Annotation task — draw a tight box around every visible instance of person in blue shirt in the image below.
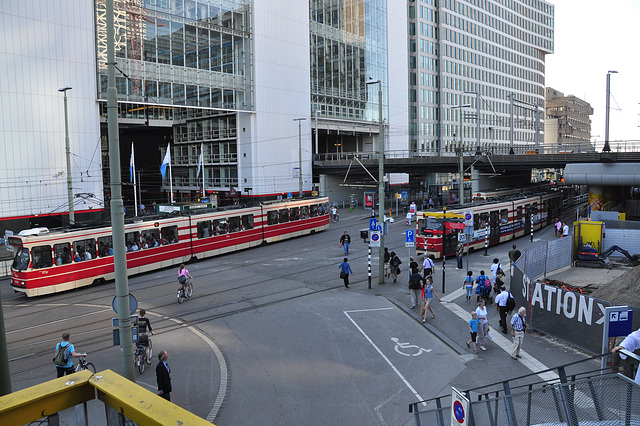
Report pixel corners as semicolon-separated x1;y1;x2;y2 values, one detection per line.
466;311;479;354
338;257;353;288
54;332;86;377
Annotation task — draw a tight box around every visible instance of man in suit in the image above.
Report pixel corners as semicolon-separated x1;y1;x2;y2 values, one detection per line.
156;351;172;401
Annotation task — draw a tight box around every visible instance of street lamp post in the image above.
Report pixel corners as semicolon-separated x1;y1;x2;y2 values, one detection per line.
294;118;306;197
367;78;385;284
58;86;74;225
603;70;618;152
451;103;471;204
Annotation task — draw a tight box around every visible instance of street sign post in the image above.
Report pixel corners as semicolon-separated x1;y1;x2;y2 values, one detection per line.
451;387;469;426
370;230;381;247
405;230;415;247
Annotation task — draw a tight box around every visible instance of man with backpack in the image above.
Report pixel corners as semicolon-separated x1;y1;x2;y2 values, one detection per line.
495;285;515;334
389;252;402;283
54;332;87;377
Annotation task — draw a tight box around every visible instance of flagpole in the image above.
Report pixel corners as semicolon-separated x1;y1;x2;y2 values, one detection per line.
132;142;138;217
201;143;205;199
169;157;173;204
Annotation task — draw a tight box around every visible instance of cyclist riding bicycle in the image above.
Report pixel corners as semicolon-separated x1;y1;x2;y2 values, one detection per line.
178;264;193;296
135;308;154;365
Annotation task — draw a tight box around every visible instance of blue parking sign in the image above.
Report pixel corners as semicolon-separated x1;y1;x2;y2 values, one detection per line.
405;230;415;247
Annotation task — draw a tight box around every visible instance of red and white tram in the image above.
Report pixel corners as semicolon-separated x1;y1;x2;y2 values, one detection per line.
8;197;330;297
415;192;563;259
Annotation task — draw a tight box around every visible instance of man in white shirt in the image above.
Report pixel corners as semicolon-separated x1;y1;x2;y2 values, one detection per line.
562;222;570;237
490;258;502;282
494;285;511;334
422;255;435;277
612;328;640;384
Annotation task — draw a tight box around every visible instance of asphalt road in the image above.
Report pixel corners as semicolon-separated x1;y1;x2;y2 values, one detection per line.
2;206;599;425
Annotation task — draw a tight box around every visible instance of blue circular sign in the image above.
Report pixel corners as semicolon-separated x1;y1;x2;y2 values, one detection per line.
465;213;472;221
453;400;465;423
371;233;380;242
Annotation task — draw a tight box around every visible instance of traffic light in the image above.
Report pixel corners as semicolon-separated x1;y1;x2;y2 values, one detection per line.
360;229;369;243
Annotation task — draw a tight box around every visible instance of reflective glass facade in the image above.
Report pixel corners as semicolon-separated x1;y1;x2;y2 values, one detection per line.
310;0;388;122
409;0;554;154
95;0;252;110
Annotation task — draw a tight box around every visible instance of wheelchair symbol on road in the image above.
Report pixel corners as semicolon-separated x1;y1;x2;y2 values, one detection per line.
391;338;432;356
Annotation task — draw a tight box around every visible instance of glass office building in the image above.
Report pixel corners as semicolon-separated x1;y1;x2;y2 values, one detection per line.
409;0;554;155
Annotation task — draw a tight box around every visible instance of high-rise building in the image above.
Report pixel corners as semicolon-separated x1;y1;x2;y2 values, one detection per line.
0;0;407;232
409;0;555;156
544;87;594;151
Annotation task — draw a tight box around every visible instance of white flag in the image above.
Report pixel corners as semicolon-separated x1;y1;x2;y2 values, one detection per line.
196;143;203;178
161;144;171;179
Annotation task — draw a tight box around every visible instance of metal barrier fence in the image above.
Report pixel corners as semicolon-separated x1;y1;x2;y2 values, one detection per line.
410;351;640;426
514;235;573;282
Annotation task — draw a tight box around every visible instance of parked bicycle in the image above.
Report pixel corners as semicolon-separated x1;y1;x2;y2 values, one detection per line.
75;355;96;373
177;279;193;304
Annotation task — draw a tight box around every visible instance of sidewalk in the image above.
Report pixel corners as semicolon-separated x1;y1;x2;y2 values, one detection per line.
343;210;595;383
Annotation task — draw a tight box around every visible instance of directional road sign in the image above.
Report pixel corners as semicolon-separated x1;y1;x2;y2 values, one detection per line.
405;230;415;247
369;218;378;231
370;230;381;247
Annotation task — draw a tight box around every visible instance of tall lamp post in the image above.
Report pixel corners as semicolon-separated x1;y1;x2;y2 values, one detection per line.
294;118;306;197
58;86;74;225
451;103;471;204
367;78;385;284
603;70;618;152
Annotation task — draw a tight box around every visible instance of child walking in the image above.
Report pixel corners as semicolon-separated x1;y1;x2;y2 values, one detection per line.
463;270;474;304
466;311;479;355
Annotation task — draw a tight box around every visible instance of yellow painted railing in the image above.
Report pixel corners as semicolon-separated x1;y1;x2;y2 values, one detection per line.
0;369;213;426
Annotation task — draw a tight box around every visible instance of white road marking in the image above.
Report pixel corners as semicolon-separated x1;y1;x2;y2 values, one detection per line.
441;301;558;382
344;308;427;407
391;338;432;356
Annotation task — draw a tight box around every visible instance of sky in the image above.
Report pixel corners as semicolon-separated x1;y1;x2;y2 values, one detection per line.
545;0;640;149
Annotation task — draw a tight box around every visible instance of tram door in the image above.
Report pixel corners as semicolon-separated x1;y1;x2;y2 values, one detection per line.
489;210;500;244
524;204;531;234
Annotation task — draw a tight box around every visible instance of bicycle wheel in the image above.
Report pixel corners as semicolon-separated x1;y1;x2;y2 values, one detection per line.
137;356;145;374
186;282;193;298
177;288;184;304
84;362;96;374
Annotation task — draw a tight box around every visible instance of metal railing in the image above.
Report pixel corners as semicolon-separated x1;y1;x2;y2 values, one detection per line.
315;141;640;163
409;350;640;426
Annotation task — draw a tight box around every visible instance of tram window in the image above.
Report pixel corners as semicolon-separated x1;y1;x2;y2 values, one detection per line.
212;220;227;235
228;216;241;233
161;226;178;244
32;245;53;268
197;220;212;238
54;243;72;264
300;206;309;219
267;211;279;225
125;231;141;251
417;218;426;234
517;206;523;220
310;205;319;217
500;209;508;224
322;202;330;214
531;203;538;215
13;248;30;271
242;214;254;230
140;230;159;248
278;209;290;223
98;236;114;256
73;239;96;261
290;207;300;221
475;212;489;229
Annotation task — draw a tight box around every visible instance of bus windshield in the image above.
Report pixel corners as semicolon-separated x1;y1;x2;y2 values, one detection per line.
12;247;30;271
